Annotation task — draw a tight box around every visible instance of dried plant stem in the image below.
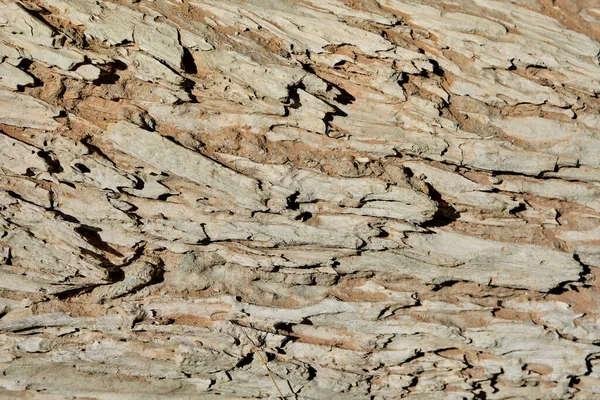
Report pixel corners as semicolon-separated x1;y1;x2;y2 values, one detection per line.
251;346;286;400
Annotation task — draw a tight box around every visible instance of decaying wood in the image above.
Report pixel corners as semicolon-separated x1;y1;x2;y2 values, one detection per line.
0;0;599;398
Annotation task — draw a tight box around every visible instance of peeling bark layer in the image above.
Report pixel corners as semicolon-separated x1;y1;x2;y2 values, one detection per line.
0;0;600;398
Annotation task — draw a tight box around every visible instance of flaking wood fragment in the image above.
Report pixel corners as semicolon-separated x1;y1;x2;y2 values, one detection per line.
0;0;600;398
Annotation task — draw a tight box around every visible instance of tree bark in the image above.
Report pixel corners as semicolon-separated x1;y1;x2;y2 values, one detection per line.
0;0;599;398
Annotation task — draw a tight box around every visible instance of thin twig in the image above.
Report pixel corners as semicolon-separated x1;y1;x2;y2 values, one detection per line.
237;324;286;400
251;346;286;400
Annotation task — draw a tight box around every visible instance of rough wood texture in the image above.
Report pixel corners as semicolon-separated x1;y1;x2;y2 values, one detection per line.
0;0;600;398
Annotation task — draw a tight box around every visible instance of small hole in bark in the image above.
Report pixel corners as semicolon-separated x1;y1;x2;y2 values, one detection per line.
73;163;90;173
182;47;198;74
287;192;300;210
295;211;312;221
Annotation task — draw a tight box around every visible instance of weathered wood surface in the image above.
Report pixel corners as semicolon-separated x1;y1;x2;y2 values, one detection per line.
0;0;599;398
